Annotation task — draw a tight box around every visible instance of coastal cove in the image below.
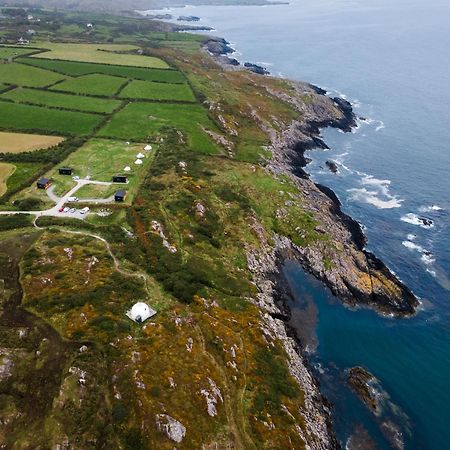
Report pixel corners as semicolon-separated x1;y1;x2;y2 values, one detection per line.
145;0;450;448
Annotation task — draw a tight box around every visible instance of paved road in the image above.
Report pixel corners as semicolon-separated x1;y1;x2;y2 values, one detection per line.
0;179;116;220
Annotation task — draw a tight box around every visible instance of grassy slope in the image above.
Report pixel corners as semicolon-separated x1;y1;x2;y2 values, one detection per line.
2;87;122;113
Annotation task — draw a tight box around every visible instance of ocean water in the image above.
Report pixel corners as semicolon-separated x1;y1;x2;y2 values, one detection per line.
144;1;450;447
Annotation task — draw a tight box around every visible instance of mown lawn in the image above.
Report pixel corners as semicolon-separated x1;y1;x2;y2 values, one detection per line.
51;74;127;97
0;46;36;60
18;58;186;83
32;42;169;68
0;63;66;87
119;80;195;102
98;102;219;154
2;87;122;114
0;102;103;135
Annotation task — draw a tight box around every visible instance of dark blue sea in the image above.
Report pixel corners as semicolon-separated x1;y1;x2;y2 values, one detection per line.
145;1;450;447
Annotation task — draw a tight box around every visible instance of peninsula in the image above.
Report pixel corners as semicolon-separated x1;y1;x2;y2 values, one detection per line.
0;6;417;448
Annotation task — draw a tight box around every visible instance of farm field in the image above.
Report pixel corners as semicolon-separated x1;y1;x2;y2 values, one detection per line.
0;132;64;153
44;139;154;199
50;73;127;97
32;42;170;68
0;62;66;87
19;58;186;83
0;46;36;60
0;102;103;135
2;87;122;114
0;162;15;196
119;79;196;102
98;102;219;154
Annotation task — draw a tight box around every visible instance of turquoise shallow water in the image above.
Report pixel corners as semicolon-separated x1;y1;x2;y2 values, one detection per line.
145;0;450;447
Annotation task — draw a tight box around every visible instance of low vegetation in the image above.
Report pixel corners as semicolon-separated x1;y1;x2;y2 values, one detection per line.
0;162;15;196
0;62;66;87
33;42;170;68
0;131;64;153
119;79;196;102
98;102;219;154
51;73;127;97
19;58;186;83
0;101;103;135
2;87;122;113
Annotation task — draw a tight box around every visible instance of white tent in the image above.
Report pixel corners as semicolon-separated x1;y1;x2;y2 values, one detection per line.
134;159;143;165
136;153;145;159
144;144;152;151
126;302;156;323
123;166;131;172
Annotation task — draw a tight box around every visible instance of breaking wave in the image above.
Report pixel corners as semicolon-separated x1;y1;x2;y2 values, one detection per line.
400;213;434;229
347;175;403;209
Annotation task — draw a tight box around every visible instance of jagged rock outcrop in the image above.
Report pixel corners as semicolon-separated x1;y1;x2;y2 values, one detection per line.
266;82;418;316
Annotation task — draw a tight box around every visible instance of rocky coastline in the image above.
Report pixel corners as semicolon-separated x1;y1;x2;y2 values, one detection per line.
202;34;418;447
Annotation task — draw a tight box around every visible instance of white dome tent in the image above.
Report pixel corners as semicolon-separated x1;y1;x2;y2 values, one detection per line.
123;166;131;172
136;152;145;159
144;144;152;151
126;302;157;323
134;159;143;165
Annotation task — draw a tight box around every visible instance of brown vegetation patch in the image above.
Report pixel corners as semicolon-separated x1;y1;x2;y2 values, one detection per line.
0;132;64;154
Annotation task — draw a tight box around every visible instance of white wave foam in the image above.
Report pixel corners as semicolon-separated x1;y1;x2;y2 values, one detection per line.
401;213;434;229
402;240;424;252
347;188;403;209
407;233;417;241
418;205;443;213
421;253;436;265
375;121;385;131
347;175;403;209
426;268;437;277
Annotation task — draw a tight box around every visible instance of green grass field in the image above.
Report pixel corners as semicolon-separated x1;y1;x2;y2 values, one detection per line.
32;42;169;68
0;102;103;135
3;161;46;196
0;46;36;60
0;63;66;87
51;74;126;97
44;139;154;200
98;102;218;154
119;80;196;102
18;58;186;83
2;87;122;114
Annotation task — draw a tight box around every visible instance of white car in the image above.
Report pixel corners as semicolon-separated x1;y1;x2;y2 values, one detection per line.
67;196;78;202
63;207;70;213
72;176;80;181
69;208;77;214
80;207;90;215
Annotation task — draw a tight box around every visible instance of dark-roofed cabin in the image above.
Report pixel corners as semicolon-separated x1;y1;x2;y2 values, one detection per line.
59;167;73;176
37;178;51;190
115;190;127;202
112;175;128;183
